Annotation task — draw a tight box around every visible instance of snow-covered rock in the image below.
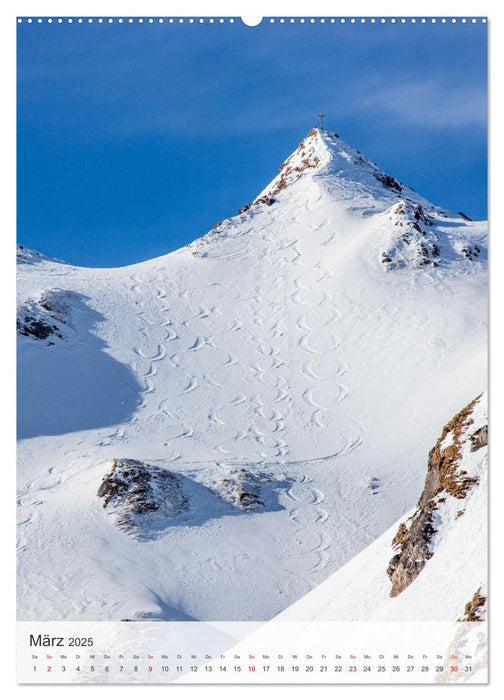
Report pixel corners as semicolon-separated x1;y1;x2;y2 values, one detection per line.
97;458;189;539
204;467;290;512
379;199;485;270
17;289;78;343
16;244;67;265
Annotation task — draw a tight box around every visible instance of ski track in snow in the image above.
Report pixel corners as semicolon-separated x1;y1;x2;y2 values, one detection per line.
18;208;364;618
284;474;332;597
113;210;361;595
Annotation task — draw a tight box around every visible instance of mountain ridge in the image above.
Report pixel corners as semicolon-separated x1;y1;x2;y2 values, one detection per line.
18;128;486;272
185;128;486;272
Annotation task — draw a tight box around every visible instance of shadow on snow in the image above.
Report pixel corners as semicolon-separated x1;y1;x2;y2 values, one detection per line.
17;293;143;439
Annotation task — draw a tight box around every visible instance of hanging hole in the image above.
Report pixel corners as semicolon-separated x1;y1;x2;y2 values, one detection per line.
241;17;263;27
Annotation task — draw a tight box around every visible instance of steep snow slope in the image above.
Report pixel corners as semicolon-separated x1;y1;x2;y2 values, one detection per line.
17;129;487;622
274;392;487;622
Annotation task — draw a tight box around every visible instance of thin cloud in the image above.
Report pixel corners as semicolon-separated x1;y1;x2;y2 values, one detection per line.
357;80;486;129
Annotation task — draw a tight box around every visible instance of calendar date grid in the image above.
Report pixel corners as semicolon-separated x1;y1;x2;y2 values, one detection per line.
30;650;474;677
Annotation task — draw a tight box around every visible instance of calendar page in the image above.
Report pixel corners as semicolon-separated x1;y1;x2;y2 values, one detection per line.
16;12;488;684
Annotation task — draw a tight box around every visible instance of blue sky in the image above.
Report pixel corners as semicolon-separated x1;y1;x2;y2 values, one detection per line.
17;18;487;267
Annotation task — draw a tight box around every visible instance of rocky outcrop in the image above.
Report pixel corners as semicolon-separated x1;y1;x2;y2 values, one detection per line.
387;394;487;597
17;315;62;341
380;200;485;270
470;425;488;452
209;467;266;511
458;587;487;622
458;243;482;261
238;195;276;215
236;128;331;216
267;129;322;195
374;171;403;193
204;467;291;512
17;289;77;343
380;201;441;269
97;459;189;538
97;460;290;538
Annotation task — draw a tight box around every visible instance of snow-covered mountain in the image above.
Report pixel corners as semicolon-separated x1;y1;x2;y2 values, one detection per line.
17;128;487;622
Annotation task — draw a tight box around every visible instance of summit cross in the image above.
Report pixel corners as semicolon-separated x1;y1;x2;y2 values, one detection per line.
317;113;326;130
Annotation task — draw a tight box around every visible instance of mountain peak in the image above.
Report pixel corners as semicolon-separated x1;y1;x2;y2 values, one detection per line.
252;128;332;204
197;128;486;272
248;127;432;217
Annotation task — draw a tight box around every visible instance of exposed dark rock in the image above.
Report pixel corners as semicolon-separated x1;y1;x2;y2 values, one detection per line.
412;204;432;225
374;172;403;192
17;316;61;340
387;395;483;597
238;195;276;215
17;289;76;343
460;245;481;261
381;201;441;270
458;211;473;221
239;491;264;509
418;243;431;264
238;132;322;214
269;132;321;195
470;425;488;452
97;458;189;538
210;467;267;511
211;217;232;231
458;587;486;622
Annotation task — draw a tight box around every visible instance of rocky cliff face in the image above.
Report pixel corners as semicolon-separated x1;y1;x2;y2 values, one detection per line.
387;394;488;598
